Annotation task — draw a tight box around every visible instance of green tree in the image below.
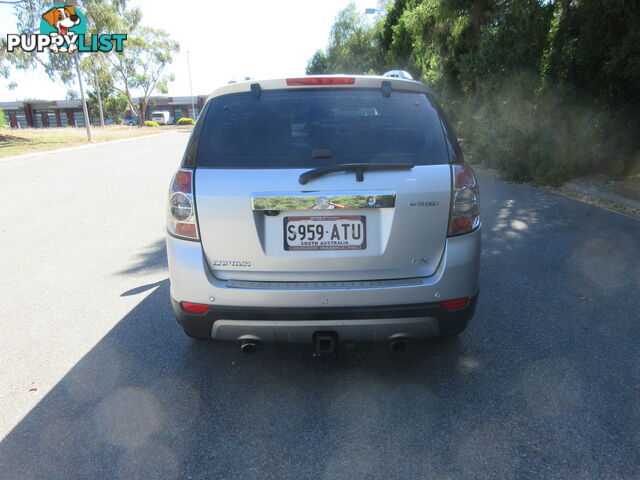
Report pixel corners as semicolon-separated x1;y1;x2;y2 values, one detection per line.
105;11;179;125
80;53;117;125
306;50;329;74
87;91;128;122
66;89;79;100
310;0;640;183
305;3;384;75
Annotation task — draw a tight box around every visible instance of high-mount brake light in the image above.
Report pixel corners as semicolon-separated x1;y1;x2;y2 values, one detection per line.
167;169;199;241
286;77;355;86
448;164;480;236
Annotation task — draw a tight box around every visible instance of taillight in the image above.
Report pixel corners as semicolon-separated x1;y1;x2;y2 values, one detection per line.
448;164;480;236
286;77;355;86
167;169;199;241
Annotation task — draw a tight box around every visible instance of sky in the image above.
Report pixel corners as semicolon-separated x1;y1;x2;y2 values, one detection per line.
0;0;382;101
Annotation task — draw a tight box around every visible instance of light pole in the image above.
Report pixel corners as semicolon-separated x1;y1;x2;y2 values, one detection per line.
74;51;93;142
186;50;196;119
66;0;92;140
94;65;105;127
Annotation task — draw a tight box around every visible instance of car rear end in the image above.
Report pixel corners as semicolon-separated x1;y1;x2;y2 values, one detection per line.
166;75;480;349
152;111;169;125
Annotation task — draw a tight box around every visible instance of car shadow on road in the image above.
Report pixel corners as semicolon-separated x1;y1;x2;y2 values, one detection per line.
0;274;517;479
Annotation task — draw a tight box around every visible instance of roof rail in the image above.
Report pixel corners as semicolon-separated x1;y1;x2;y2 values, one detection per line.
382;70;414;80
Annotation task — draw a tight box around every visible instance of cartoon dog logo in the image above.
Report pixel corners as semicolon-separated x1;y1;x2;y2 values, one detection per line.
41;5;81;53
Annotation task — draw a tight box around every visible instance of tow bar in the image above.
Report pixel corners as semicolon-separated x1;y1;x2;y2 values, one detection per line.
313;331;338;355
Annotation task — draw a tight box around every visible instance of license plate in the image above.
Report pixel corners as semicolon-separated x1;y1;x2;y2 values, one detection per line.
284;216;366;251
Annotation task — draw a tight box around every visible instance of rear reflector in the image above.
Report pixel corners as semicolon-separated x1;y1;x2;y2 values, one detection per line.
181;302;209;314
175;222;197;238
286;77;355;86
440;297;470;310
449;217;472;234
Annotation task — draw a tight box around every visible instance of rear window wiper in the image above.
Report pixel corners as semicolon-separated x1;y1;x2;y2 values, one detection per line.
299;163;415;185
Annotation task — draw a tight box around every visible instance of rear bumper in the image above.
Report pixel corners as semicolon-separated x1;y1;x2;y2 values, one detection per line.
167;227;480;341
171;294;477;342
167;227;481;308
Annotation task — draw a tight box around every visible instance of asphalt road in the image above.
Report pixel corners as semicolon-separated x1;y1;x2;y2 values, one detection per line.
1;133;639;479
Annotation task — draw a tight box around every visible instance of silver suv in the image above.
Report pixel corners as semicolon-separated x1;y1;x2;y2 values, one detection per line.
166;75;480;352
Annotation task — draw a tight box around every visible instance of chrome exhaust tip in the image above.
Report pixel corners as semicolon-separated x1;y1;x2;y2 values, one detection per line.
240;339;258;353
390;337;409;351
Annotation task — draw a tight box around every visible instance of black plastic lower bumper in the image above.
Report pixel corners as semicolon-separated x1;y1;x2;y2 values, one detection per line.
172;293;478;340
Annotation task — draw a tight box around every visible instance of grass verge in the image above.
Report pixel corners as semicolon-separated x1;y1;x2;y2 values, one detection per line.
0;125;192;158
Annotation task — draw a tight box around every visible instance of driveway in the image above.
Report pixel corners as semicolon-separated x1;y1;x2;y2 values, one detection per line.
0;133;639;479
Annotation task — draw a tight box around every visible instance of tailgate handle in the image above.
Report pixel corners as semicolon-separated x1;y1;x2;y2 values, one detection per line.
252;192;396;210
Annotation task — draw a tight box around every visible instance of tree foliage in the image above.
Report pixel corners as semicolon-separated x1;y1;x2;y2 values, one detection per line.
306;3;383;75
306;50;329;75
309;0;640;183
104;7;179;124
86;89;128;122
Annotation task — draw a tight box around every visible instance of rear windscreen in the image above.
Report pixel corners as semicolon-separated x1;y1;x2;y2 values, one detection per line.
195;89;450;168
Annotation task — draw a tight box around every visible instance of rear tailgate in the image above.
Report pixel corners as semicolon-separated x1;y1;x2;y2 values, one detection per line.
192;80;454;283
195;165;451;282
